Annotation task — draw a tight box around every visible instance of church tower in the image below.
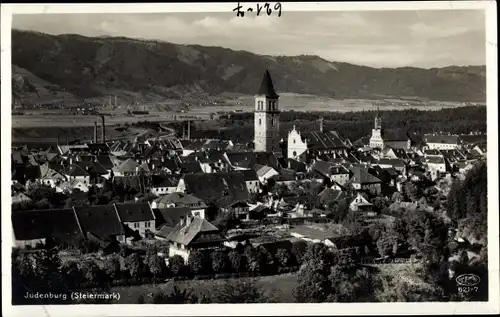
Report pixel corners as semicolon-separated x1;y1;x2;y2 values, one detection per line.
254;70;280;153
369;106;384;148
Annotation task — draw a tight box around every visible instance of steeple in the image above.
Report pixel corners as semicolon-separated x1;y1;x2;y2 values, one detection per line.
374;106;382;130
258;70;279;99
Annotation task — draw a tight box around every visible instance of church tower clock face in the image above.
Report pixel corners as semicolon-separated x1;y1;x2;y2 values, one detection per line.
254;70;281;153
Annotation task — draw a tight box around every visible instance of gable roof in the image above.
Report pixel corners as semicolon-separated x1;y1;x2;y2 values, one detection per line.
113;158;139;173
12;208;84;241
114;202;155;223
239;169;259;182
74;205;125;238
167;217;222;246
153;207;191;229
349;166;382;184
301;131;348;150
182;172;249;206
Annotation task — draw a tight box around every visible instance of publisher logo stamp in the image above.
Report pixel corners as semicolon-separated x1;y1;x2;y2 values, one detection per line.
456;273;481;287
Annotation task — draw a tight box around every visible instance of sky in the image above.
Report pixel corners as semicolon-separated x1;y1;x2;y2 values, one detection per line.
12;10;486;68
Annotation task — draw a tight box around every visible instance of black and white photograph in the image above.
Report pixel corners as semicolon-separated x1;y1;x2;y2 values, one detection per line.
1;1;498;316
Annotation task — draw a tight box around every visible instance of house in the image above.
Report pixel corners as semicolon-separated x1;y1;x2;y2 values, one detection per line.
287;125;349;161
39;163;66;188
318;188;346;209
150;174;180;195
239;169;260;194
74;205;126;244
167;216;225;263
347;166;382;195
151;192;208;219
112;158;139;177
69;179;90;193
424;134;461;150
177;172;249;209
153;207;192;240
64;164;91;185
11;208;85;248
349;193;373;213
374;158;407;175
219;200;250;220
255;164;279;184
426;157;448;180
312;161;350;185
472;143;487;157
114;202;156;239
11;192;32;205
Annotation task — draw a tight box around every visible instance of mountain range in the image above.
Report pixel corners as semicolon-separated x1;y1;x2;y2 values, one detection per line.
11;29;486;107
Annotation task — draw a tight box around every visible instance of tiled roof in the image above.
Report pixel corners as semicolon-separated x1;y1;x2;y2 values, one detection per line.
349;166;382;184
74;205;125;238
302;131;348;150
153;207;191;230
424;134;459;144
182;172;249;206
167;217;222;246
155;192;208;208
151;174;180;188
12;208;84;241
113;158;139;173
115;202;155;223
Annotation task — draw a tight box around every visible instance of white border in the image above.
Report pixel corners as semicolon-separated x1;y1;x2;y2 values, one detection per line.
1;2;498;317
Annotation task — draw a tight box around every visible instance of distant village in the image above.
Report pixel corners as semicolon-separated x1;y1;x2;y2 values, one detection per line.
11;70;487;281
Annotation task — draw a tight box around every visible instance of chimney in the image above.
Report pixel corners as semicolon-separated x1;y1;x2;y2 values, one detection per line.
187;121;191;140
319;117;324;133
101;115;106;143
186;215;192;226
94;121;98;143
180;216;185;227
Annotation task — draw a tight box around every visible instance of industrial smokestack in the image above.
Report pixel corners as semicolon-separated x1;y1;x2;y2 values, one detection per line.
115;95;117;108
319;117;324;133
101;115;106;143
94;121;98;143
187;120;191;140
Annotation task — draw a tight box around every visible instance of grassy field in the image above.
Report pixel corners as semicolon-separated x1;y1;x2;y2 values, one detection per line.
111;273;298;304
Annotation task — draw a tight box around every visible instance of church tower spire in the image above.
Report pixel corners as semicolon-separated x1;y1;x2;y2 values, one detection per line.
369;105;384;149
254;70;280;153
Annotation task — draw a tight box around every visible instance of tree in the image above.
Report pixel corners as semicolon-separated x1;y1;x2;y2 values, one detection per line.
228;249;245;272
211;249;229;274
291;240;308;264
124;253;144;279
188;250;210;275
275;248;292;267
169;255;186;276
391;191;404;202
404;181;421;202
147;254;167;279
211;280;264;303
149;285;199;304
79;260;104;287
212;213;241;234
244;245;261;275
103;257;121;282
376;229;398;258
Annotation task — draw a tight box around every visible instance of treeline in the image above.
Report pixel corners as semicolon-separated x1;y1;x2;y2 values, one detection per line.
174;106;486;143
11;240;309;304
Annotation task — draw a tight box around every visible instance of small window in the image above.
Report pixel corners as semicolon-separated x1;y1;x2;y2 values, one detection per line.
293;139;296;144
259;119;262;125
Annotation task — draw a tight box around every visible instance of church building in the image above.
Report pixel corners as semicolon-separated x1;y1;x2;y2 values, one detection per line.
254;70;281;153
287;118;350;161
369;108;411;150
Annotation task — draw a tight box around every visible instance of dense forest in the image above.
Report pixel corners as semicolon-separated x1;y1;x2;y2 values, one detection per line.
170;106;486;144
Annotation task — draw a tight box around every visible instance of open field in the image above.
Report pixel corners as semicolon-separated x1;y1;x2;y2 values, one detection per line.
110;273;298;304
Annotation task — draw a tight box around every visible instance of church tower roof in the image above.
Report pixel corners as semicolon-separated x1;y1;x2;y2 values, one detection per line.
258;70;279;99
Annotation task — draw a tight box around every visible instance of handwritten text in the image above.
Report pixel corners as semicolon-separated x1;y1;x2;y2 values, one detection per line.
233;2;282;17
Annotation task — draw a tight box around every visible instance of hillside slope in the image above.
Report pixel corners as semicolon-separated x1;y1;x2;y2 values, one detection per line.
11;29;486;105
